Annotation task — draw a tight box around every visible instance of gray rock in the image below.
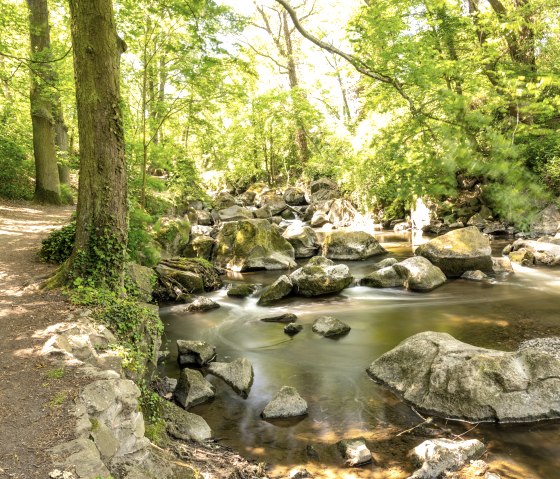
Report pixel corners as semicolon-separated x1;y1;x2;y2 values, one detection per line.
214;191;236;209
215;219;296;271
184;296;220;312
218;205;254;222
155;258;222;301
328;199;358;227
258;275;294;305
154;217;191;257
260;313;298;323
337;438;372;466
393;257;446;292
312;316;351;338
310;177;338;194
182;235;215;261
322;231;386;260
311;212;329;227
173;369;215;409
196;209;213;226
237;190;257;206
289;467;312;478
161;401;212;442
176;340;216;367
283;224;319;258
531;205;560;236
261;386;308;419
153;376;177;400
409;439;485;479
508;239;560;265
284;323;303;335
207;358;254;398
360;266;404;288
227;283;258;298
461;270;488;281
415;226;493;277
50;438;110;478
260;197;288;216
371;257;398;270
290;256;353;297
284;187;307;206
492;257;514;274
367;331;560;422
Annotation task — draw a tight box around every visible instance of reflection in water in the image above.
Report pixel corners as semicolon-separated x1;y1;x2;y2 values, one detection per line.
159;232;560;478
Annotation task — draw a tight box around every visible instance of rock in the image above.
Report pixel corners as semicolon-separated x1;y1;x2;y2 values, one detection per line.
184;296;220;312
218;205;254;222
284;323;303;335
260;197;288;216
281;208;297;220
310;212;329;228
50;438;110;478
337;438;372;466
237;190;257;206
155;258;222;301
177;340;216;367
492;257;514;274
126;263;156;302
483;221;510;236
153;376;177;400
182;235;215;261
415;226;493;277
310;188;340;203
394;221;411;232
154;217;191;257
461;270;488;281
284;187;307;206
360;265;404;288
227;283;258;298
195;209;213;226
531;205;560;236
310;177;338;194
312;316;351;338
261;386;308;419
322;231;386;260
304;200;333;221
214;191;236;209
207;358;254;398
290;256;353;297
174;369;215;409
283;224;319;258
409;439;485;479
260;313;298;323
258;275;294;305
289;466;312;478
508;239;560;265
328;199;358;227
371;257;398;270
161;401;212;442
367;331;560;422
215;219;296;271
393;257;446;292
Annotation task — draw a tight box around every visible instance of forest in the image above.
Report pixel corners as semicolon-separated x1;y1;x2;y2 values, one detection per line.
1;0;560;478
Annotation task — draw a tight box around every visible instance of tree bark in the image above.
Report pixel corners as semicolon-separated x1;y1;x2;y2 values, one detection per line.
66;0;128;288
27;0;61;204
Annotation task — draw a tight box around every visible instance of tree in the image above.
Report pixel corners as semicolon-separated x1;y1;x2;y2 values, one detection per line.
64;0;128;288
26;0;60;204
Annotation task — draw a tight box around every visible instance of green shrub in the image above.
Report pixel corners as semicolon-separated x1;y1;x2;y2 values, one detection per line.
128;206;161;267
39;222;76;263
60;183;75;205
0;137;34;200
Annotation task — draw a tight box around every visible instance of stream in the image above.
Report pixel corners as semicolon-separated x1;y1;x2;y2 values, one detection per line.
159;231;560;478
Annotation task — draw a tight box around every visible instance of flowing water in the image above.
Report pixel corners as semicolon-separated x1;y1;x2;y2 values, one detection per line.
159;232;560;479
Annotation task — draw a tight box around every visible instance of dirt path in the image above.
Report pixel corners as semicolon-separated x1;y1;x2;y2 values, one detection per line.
0;201;82;479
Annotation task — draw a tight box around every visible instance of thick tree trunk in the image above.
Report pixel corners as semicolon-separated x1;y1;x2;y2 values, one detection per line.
27;0;61;204
66;0;128;288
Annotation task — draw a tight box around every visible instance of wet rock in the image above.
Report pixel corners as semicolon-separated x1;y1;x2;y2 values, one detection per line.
227;283;258;298
284;187;307;206
508;239;560;265
261;386;308;419
311;212;329;227
508;247;535;266
312;316;351;338
161;401;212;442
258;275;294;305
290;256;353;297
337;438;372;466
393;257;446;292
218;205;254;222
283;224;319;258
260;313;298;323
215;219;296;271
284;323;303;335
184;296;220;312
360;266;404;288
371;257;398;270
415;226;493;277
531;205;560;236
367;331;560;422
207;358;254;398
409;439;485;479
177;340;216;367
174;369;215;409
461;270;488;281
322;231;386;260
492;257;514;274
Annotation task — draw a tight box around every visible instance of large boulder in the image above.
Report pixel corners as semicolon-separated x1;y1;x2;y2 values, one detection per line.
531;205;560;236
507;239;560;265
218;206;254;222
328;199;358;227
257;275;294;305
360;266;404;288
215;219;296;271
322;231;386;260
367;332;560;422
415;226;492;277
195;209;213;226
154;217;191;257
176;340;216;367
126;263;156;302
309;178;339;203
393;257;447;292
173;369;215;409
207;358;254;398
214;191;236;209
161;401;212;442
260;196;288;216
182;235;215;261
312;316;351;338
261;386;308;419
155;258;222;301
290;256;353;297
282;224;319;258
284;187;307;206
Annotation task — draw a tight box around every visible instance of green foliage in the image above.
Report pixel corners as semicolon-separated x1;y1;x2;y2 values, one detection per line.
128;206;161;267
140;388;168;446
0;136;34;200
60;183;75;205
39;222;76;264
46;367;65;379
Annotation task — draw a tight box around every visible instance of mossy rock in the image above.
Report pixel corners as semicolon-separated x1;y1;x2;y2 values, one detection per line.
126;262;156;302
154;217;191;257
322;231;386;260
155;258;222;301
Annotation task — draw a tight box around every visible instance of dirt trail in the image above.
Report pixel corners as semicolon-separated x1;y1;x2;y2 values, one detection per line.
0;201;81;479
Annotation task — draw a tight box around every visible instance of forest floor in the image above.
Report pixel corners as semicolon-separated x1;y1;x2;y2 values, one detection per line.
0;200;84;479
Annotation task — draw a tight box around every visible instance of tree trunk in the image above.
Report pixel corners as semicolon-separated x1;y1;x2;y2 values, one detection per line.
66;0;128;289
27;0;61;204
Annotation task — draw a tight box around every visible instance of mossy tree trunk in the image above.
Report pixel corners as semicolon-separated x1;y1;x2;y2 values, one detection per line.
27;0;61;204
66;0;128;289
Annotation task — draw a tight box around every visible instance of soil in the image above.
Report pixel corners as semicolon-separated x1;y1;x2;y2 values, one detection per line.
0;200;81;479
